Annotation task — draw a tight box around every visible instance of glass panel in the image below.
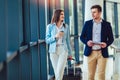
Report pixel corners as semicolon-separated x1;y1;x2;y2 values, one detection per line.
61;0;64;9
68;0;74;55
77;0;83;34
69;0;74;35
77;0;84;58
117;4;120;37
106;2;115;36
106;2;115;56
69;0;84;59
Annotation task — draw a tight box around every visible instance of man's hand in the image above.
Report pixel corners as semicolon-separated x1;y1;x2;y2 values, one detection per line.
87;40;94;47
100;42;107;48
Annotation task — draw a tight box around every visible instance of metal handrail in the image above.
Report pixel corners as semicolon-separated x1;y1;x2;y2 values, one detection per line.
8;39;45;62
0;39;45;72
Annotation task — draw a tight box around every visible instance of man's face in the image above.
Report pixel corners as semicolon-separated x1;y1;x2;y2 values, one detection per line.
91;8;101;20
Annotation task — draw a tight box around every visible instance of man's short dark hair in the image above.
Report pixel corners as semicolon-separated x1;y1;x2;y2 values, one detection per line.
91;5;102;12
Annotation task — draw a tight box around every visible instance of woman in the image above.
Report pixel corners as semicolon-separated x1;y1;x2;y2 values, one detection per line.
45;9;72;80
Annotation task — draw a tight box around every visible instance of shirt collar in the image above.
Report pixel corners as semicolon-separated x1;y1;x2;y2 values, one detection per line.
53;22;64;29
93;19;102;24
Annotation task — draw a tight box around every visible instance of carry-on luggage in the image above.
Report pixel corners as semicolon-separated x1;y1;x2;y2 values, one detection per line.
63;58;82;80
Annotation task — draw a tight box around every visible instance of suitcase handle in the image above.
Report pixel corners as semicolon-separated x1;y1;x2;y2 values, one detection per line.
66;57;75;76
67;57;75;60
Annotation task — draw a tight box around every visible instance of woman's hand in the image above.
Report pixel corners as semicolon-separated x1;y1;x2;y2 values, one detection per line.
67;55;73;60
59;31;64;37
55;33;60;39
55;31;64;39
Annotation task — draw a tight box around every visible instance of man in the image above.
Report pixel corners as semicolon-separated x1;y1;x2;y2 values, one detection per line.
80;5;114;80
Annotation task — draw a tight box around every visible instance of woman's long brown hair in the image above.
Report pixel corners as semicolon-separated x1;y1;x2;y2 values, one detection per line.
51;9;65;27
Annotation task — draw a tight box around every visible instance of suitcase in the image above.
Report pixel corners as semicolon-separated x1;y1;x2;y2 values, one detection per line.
63;58;82;80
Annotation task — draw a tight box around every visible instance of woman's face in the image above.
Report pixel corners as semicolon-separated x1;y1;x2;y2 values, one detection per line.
59;11;64;22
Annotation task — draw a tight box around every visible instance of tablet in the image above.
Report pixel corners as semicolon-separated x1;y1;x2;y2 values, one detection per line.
92;41;101;44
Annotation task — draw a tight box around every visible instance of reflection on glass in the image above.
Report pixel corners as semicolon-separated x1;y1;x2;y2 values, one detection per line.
106;2;115;35
117;4;120;37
